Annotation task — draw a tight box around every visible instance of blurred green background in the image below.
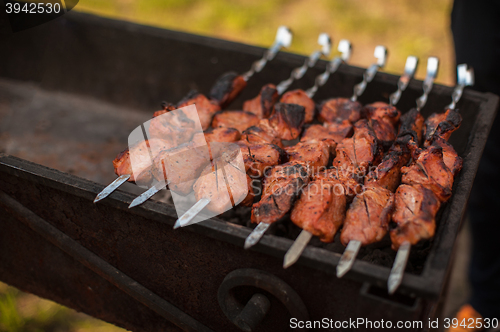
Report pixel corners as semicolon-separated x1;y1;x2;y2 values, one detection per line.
1;0;455;331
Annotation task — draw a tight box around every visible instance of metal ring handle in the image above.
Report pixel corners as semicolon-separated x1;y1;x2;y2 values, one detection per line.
218;268;309;331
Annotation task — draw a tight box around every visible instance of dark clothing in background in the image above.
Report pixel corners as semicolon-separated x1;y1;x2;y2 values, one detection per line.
451;0;500;320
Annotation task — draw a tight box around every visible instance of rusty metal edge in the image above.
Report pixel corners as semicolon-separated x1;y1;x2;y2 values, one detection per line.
0;189;214;332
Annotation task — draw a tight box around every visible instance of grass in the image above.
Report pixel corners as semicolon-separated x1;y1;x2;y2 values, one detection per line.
0;282;125;332
1;1;456;330
74;0;455;85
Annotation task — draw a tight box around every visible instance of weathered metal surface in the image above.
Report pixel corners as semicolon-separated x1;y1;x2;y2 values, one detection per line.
0;10;499;332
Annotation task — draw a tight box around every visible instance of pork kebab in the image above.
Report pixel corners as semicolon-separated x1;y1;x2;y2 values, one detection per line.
335;57;436;277
94;27;292;203
282;56;418;269
387;64;473;294
245;47;388;250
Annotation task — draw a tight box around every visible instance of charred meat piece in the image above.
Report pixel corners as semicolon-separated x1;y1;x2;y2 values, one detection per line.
363;103;401;127
340;185;394;246
325;120;354;141
301;124;344;150
317;98;362;124
241;122;283;148
332;119;382;176
176;90;222;131
209;71;247;108
251;162;310;224
113;139;176;183
401;145;454;203
397;108;425;145
291;176;346;243
152;102;177;117
390;184;441;250
237;141;287;178
280;89;316;123
268;103;305;140
285;140;331;173
357;98;401;153
193;158;249;214
243;84;279;119
204;127;241;145
430;136;463;176
364;137;412;192
423;108;462;146
212;110;260;133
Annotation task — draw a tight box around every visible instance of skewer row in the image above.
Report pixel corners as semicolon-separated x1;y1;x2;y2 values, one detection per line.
94;29;472;295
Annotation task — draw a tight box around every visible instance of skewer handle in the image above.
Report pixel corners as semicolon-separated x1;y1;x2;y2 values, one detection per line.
306;39;352;98
276;33;332;95
415;57;439;111
446;64;475;110
389;56;419;106
283;230;313;268
336;240;362;278
351;45;388;101
242;26;292;81
388;242;411;294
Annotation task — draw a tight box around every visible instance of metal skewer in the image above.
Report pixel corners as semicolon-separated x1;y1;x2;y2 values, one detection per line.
351;45;388;102
241;26;293;82
174;38;337;234
94;27;292;204
306;39;352;98
283;48;393;269
247;42;356;252
387;61;473;295
275;33;332;95
336;56;419;277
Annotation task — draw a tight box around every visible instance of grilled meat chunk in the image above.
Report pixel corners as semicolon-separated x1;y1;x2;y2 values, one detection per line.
268;103;306;140
401;145;454;203
251;162;310;224
301;124;345;150
241;123;284;148
390;184;441;250
152;102;177;117
280;89;315;123
193;158;249;214
325;120;354;141
317;98;362;124
291;176;346;242
340;185;394;246
363;103;401;149
212;110;260;133
151;141;211;196
204;127;241;145
209;71;247;108
364;137;412;192
176;90;221;131
397;108;425;145
332;119;382;177
285;140;331;173
243;84;279;118
149;107;197;143
113;139;176;183
237;141;287;178
430;136;463;176
423;108;462;146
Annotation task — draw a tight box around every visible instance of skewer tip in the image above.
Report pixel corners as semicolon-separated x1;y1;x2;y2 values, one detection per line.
336;240;362;278
243;222;271;250
387;242;411;294
283;230;313;269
